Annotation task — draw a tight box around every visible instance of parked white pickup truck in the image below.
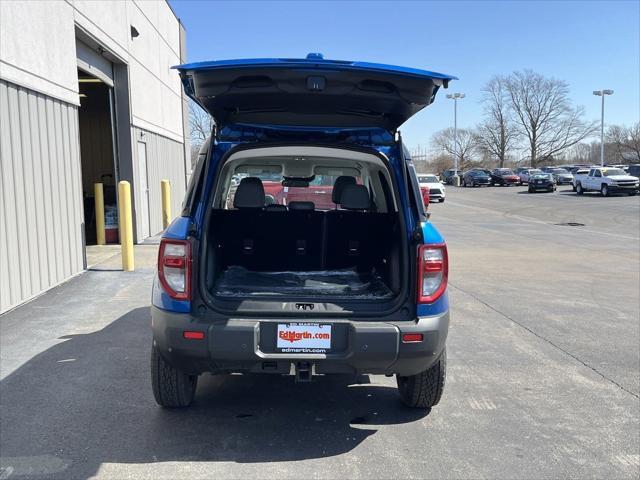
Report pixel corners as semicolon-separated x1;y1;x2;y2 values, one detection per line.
574;167;639;196
571;168;591;192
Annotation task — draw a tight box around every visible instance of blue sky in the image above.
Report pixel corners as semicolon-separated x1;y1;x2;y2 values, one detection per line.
169;0;640;150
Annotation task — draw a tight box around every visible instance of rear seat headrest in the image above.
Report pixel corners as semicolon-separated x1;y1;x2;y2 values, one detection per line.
332;176;357;204
340;184;370;211
288;201;315;211
234;177;265;209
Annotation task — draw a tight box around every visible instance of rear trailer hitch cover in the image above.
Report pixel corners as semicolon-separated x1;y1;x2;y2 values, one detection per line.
295;362;313;383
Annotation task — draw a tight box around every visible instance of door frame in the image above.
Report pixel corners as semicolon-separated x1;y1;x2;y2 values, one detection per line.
136;140;151;240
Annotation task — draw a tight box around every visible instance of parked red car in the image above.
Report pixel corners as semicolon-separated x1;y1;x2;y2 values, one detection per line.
420;185;430;208
490;168;521;186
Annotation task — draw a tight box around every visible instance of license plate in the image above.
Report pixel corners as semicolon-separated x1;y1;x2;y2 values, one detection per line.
276;323;331;353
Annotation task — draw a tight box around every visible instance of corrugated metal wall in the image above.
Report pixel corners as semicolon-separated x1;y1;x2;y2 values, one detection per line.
132;127;186;241
0;79;84;313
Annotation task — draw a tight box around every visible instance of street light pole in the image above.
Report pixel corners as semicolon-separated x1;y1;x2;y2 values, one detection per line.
446;92;465;186
593;89;614;167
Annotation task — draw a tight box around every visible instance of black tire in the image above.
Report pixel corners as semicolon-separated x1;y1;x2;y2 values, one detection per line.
576;183;584;195
572;185;576;192
601;184;609;197
528;187;533;193
151;344;198;408
629;192;637;196
397;350;446;408
439;198;445;203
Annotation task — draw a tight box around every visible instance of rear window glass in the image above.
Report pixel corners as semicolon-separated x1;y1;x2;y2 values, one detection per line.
225;172;363;211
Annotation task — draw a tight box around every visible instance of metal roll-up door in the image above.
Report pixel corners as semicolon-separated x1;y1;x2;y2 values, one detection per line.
76;40;114;87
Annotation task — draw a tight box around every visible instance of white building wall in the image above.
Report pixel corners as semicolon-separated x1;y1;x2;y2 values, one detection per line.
1;0;185;143
0;1;78;105
0;1;188;312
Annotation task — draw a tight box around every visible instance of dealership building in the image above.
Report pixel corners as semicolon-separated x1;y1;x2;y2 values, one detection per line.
0;0;190;313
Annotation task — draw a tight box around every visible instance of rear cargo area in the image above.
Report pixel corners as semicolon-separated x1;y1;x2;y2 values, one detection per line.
205;208;403;301
214;266;393;299
201;145;406;309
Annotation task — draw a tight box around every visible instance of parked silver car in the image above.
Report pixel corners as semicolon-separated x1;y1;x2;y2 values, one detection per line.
542;167;573;185
517;168;543;184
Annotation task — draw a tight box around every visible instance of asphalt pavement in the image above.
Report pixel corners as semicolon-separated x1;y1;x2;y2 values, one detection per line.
0;185;638;479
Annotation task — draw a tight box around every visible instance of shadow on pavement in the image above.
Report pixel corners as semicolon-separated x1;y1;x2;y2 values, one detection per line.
557;190;635;197
0;308;428;479
516;190;554;194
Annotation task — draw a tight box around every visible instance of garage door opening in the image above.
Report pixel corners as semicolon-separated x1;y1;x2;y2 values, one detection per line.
77;68;118;247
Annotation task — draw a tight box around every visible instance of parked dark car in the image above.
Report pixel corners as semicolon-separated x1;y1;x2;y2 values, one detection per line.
528;173;556;193
628;164;640;179
462;170;491;187
470;168;493;177
569;165;596;175
491;168;520;186
441;169;461;185
151;54;453;410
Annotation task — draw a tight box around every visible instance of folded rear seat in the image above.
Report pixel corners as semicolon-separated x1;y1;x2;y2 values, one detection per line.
325;184;394;270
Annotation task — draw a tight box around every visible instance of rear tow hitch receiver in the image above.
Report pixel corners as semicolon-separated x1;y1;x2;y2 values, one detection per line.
295;362;313;383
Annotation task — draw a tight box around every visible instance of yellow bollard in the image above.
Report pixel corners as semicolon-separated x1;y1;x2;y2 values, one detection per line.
161;179;171;229
118;180;135;271
94;182;106;246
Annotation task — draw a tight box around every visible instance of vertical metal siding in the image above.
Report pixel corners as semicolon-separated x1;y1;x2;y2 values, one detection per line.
0;79;84;313
132;127;186;241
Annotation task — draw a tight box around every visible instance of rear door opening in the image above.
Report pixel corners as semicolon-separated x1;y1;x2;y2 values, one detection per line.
200;145;408;314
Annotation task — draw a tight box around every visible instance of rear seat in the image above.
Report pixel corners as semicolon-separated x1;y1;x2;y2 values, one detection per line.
288;201;315;211
211;178;394;272
325;184;393;270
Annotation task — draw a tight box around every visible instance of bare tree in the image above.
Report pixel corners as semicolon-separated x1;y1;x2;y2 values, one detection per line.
476;76;516;167
504;70;597;167
189;101;214;168
432;127;479;171
427;153;453;176
565;142;593;164
410;144;430;173
607;123;640;163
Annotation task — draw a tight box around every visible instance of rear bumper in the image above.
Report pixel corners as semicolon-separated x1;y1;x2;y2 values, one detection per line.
529;183;554;190
495;178;519;185
151;306;449;377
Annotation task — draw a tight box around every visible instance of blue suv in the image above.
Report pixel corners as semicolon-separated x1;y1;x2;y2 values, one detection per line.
151;54;455;409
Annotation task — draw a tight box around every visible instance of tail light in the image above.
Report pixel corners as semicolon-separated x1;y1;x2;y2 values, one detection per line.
417;243;448;303
158;239;191;300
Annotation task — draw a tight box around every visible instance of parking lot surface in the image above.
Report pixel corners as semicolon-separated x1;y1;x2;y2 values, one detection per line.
1;185;638;479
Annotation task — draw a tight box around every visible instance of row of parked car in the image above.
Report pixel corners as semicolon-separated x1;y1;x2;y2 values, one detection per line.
437;164;640;196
